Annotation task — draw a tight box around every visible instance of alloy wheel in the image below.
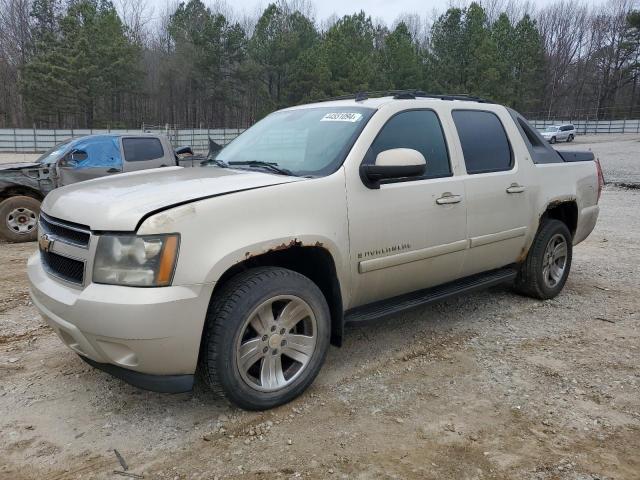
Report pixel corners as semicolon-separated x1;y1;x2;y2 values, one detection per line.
542;233;568;288
235;295;317;392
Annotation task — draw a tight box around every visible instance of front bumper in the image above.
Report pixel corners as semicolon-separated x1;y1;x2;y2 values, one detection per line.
28;252;214;385
79;356;194;393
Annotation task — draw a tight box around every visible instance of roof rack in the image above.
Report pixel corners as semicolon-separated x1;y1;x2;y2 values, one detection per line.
317;90;494;104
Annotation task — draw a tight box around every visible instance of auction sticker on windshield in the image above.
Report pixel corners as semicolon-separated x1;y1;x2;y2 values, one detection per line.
321;112;363;122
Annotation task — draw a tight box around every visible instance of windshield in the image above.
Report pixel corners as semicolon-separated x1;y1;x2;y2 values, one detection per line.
36;140;72;164
544;126;559;132
215;107;375;176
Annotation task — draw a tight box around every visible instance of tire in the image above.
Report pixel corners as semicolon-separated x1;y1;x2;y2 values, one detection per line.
549;136;557;144
200;267;331;410
514;219;572;300
567;134;574;142
0;196;41;242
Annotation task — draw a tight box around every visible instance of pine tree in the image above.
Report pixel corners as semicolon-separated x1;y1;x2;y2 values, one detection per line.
320;12;380;95
380;22;422;90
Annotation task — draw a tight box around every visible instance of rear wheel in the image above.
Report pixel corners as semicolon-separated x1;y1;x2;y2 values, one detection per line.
567;134;574;142
0;196;41;242
200;267;331;410
514;219;572;300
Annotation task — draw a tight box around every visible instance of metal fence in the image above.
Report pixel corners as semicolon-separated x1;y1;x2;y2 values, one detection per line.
1;119;638;153
0;127;245;153
530;119;640;135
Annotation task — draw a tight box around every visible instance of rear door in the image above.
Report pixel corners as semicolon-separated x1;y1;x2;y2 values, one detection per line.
121;137;170;172
452;109;532;275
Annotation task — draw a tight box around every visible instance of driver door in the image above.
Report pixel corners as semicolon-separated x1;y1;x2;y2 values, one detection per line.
346;109;468;308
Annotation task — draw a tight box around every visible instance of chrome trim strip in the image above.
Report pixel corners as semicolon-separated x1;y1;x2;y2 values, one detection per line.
40;212;91;234
39;212;91;249
469;226;527;248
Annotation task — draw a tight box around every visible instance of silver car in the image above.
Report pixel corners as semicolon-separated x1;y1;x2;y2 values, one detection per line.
541;124;576;143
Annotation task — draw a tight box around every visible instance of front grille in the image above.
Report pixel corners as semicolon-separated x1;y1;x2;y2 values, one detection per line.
39;213;90;248
41;250;85;284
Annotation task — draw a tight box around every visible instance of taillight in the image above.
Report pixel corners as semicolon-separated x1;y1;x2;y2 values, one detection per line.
595;158;605;203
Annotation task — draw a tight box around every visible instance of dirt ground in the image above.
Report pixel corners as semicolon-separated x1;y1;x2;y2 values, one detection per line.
1;136;639;479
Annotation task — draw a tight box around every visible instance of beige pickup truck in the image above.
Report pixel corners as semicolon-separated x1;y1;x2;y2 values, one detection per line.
28;93;603;410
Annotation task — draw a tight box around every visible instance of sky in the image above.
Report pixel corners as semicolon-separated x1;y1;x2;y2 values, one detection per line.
143;0;608;27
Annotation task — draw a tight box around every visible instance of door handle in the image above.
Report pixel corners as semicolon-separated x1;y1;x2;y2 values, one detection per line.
506;184;525;194
436;193;462;205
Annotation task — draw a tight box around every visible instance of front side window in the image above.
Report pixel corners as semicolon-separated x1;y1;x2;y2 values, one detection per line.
216;107;374;177
123;138;164;162
363;110;451;179
452;110;513;174
37;140;72;164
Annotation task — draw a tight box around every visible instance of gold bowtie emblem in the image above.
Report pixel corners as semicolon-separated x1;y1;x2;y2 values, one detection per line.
39;233;54;253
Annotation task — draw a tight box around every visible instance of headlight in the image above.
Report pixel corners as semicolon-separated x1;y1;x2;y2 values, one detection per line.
93;234;180;287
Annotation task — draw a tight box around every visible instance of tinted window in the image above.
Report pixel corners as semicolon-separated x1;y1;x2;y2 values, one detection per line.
452;110;512;174
365;110;451;179
123;138;164;162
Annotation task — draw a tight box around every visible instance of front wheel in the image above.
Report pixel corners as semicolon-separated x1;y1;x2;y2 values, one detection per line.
0;196;41;242
549;136;557;144
200;267;331;410
514;219;572;300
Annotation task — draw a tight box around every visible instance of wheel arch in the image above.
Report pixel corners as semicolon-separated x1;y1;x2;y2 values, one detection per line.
0;185;44;202
540;199;578;238
208;244;345;347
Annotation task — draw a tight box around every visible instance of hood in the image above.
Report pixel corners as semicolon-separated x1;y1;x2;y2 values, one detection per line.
0;162;40;171
42;166;304;231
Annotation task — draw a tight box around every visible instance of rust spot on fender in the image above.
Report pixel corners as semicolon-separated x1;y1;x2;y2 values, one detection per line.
242;238;311;260
516;245;529;263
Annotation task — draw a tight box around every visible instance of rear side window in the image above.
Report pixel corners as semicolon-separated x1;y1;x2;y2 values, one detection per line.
365;110;451;179
452;110;513;174
122;138;164;162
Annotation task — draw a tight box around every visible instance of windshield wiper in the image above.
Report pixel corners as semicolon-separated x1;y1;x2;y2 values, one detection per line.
228;161;295;176
200;158;229;168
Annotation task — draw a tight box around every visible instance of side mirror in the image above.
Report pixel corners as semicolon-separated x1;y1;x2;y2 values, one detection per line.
360;148;426;189
175;146;194;157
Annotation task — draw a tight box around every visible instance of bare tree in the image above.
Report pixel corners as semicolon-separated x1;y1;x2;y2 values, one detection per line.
115;0;153;46
536;0;590;117
0;0;32;126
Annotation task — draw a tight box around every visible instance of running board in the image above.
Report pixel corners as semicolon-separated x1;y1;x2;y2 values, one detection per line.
344;267;518;324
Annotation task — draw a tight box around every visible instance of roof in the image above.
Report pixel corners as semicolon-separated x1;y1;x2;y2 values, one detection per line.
283;95;498;112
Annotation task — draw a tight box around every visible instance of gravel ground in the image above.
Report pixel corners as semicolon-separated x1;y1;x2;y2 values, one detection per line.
554;134;640;186
0;136;639;479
